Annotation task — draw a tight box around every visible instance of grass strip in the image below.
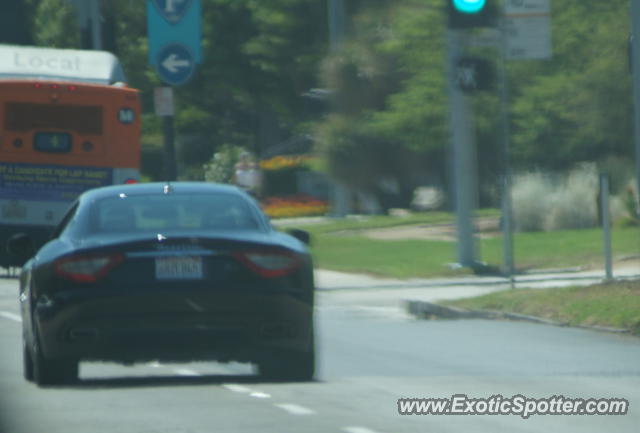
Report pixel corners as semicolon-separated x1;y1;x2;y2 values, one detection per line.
280;209;500;235
303;226;639;279
442;280;640;334
309;235;471;278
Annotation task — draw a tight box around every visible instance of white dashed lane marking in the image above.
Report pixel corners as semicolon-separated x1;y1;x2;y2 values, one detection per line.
0;308;379;429
174;368;200;376
223;383;271;399
342;427;382;433
275;403;316;415
223;384;253;393
0;311;21;323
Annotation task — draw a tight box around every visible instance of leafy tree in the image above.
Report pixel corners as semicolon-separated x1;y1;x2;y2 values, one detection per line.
19;0;637;193
0;0;35;44
32;0;80;48
509;0;632;170
314;0;452;207
315;0;636;208
169;0;327;164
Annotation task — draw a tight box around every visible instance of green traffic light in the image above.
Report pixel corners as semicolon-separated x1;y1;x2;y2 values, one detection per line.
453;0;486;14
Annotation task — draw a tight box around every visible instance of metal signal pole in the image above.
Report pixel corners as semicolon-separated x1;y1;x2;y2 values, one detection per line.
446;30;478;266
499;11;515;285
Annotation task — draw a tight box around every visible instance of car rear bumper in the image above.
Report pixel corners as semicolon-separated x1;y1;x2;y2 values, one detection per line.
34;289;313;363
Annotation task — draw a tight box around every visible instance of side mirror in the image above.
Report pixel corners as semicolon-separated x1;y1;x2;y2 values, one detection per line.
6;233;35;264
287;228;311;246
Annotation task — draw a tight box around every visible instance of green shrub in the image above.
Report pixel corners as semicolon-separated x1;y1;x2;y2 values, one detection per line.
203;145;247;184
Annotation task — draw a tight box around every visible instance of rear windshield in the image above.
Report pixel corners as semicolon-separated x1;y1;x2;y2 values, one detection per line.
91;193;261;234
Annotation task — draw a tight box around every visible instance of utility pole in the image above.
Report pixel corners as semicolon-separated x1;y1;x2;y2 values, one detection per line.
327;0;351;217
328;0;346;50
89;0;103;50
69;0;102;50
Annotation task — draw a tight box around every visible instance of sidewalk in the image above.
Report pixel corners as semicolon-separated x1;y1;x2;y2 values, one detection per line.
316;265;640;291
314;265;640;306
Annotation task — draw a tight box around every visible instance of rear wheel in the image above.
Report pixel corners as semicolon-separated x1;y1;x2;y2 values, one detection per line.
22;338;34;382
258;334;315;382
32;335;78;386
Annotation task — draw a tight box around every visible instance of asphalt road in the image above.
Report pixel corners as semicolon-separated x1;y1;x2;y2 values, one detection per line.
1;276;639;433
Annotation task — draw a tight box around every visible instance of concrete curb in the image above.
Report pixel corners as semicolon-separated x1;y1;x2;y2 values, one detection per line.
405;300;632;335
316;273;640;291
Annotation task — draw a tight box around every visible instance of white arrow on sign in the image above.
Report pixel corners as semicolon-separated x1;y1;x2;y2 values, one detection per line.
165;0;186;13
162;53;191;73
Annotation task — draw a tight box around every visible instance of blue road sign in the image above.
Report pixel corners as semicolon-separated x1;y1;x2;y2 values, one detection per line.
156;43;195;86
147;0;202;66
151;0;194;24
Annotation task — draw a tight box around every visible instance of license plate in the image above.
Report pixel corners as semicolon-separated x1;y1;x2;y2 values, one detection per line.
155;256;203;280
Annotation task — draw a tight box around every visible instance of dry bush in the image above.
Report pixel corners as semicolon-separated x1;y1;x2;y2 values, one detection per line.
543;164;598;231
512;164;600;232
512;172;553;232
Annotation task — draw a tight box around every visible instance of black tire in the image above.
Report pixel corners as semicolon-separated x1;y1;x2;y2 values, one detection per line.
32;336;78;386
258;335;315;382
23;338;34;382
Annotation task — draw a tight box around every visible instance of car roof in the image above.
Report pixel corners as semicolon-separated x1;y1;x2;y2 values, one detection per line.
79;182;246;202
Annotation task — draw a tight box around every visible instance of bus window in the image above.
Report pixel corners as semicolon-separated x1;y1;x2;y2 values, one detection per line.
5;102;103;135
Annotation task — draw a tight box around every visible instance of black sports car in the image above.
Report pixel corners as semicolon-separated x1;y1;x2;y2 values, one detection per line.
8;182;315;386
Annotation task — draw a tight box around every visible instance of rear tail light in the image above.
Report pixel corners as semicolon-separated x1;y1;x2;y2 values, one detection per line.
233;250;301;278
55;253;123;283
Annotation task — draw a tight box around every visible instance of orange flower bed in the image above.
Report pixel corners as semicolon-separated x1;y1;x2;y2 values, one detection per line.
262;194;329;218
260;155;313;171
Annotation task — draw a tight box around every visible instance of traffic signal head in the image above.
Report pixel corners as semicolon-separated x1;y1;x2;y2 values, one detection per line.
453;0;486;13
447;0;497;29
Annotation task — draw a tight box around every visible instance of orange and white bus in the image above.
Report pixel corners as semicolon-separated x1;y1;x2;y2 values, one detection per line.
0;44;141;267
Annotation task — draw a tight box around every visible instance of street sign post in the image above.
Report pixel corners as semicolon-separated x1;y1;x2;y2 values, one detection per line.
496;0;552;280
147;0;202;181
154;87;175;117
504;0;552;60
151;0;194;23
504;0;550;15
147;0;202;66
